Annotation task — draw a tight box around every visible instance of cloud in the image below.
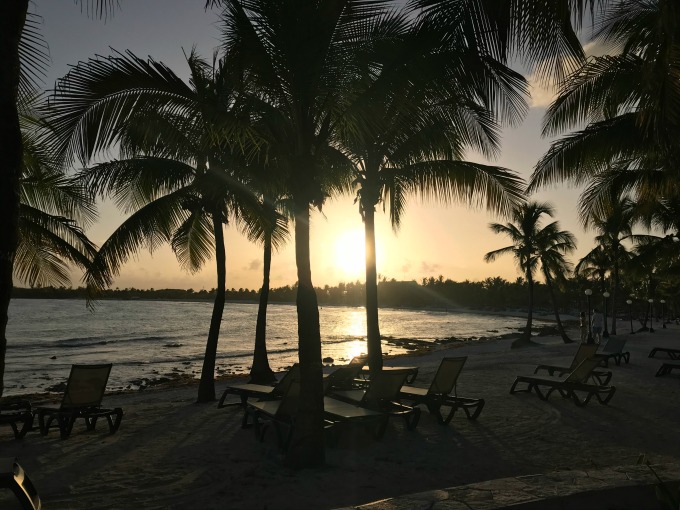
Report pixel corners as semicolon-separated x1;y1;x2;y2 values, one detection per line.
527;74;557;108
245;259;261;271
420;261;440;274
401;260;412;274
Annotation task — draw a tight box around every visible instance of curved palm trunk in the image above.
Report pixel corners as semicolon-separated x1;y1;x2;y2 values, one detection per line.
543;268;572;343
287;200;325;468
512;272;534;348
0;1;28;397
249;232;276;384
197;206;226;402
363;205;382;375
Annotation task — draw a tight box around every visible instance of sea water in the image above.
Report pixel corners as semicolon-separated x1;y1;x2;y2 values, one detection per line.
4;298;531;395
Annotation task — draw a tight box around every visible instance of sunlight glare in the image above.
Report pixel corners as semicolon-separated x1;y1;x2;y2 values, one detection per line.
334;229;366;281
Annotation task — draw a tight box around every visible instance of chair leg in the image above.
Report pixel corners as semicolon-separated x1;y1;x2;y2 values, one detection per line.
105;409;123;434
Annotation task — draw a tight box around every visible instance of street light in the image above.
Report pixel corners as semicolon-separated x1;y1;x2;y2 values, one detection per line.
603;291;610;338
648;298;655;333
585;289;594;343
626;299;634;334
660;299;666;328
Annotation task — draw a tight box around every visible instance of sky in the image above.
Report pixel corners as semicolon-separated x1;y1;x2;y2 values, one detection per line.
29;0;594;291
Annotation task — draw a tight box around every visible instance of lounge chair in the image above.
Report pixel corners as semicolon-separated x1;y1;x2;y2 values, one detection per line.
243;380;301;450
323;362;366;393
534;343;613;385
217;364;299;409
0;400;33;440
328;369;420;435
34;364;123;439
510;357;617;406
594;337;630;366
398;357;485;424
0;457;41;510
649;347;680;360
656;363;680;377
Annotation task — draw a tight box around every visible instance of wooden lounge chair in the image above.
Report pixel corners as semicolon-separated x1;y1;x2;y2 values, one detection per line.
656;363;680;377
0;457;41;510
217;364;299;408
34;364;123;439
0;400;33;440
510;358;617;407
399;357;485;424
649;347;680;360
534;343;613;385
328;369;421;434
594;337;630;367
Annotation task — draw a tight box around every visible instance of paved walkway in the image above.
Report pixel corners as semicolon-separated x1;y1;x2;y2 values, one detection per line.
336;463;680;509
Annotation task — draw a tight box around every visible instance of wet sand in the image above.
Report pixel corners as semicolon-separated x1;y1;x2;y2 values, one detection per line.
1;322;679;509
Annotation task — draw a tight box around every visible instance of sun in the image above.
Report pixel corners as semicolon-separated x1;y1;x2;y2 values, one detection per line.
333;229;366;281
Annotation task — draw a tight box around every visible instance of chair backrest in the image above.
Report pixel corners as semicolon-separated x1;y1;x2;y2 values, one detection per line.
570;344;599;370
363;370;409;407
60;364;112;410
564;357;601;384
324;364;363;393
275;380;300;420
602;337;627;354
429;357;467;395
348;355;367;366
272;364;300;397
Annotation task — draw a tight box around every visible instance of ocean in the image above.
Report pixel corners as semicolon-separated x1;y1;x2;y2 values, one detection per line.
4;298;532;396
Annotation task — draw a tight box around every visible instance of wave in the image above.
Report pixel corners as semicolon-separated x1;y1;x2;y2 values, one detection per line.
54;334;183;348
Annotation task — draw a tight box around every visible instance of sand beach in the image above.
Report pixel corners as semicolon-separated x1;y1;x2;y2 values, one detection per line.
2;322;679;509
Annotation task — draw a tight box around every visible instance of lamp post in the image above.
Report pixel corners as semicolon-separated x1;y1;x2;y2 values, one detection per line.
603;291;610;338
648;298;655;333
660;299;666;328
626;299;634;334
585;289;594;343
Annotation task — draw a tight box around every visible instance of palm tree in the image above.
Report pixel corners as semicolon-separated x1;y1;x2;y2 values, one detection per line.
218;0;393;467
247;190;290;384
530;0;680;222
336;10;527;373
46;50;263;403
17;95;98;289
485;202;573;348
535;221;577;343
1;0;117;396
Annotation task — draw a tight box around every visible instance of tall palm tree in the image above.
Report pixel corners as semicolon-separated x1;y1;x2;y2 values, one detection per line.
336;9;527;373
485;202;570;348
46;50;263;403
218;0;390;467
1;0;117;396
535;221;577;343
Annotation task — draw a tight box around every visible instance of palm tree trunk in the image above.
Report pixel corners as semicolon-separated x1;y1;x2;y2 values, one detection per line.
363;205;382;375
197;205;226;402
287;199;325;468
611;261;619;335
512;272;534;348
0;0;29;398
249;232;276;384
543;268;572;343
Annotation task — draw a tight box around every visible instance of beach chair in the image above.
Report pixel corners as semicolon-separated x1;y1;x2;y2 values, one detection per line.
594;338;630;366
0;457;41;510
648;347;680;360
534;343;613;385
655;363;680;377
510;358;617;406
0;400;33;440
398;357;485;424
323;362;366;393
217;364;299;409
328;369;420;435
34;364;123;439
243;380;301;450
